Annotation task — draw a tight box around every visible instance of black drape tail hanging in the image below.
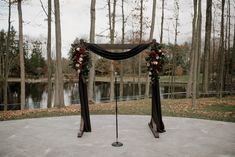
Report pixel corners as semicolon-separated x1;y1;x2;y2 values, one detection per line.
79;75;91;132
151;78;165;132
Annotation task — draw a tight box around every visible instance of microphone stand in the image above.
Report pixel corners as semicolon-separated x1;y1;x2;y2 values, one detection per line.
112;72;123;147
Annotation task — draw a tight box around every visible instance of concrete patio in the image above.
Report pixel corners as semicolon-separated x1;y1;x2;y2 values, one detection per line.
0;115;235;157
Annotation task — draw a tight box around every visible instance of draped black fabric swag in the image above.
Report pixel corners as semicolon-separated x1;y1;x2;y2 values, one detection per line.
85;42;151;60
79;75;91;132
151;78;165;132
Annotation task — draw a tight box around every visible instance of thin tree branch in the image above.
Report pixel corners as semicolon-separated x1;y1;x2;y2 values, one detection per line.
39;0;48;17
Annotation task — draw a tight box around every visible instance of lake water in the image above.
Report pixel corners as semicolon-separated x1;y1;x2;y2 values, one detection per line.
0;82;186;110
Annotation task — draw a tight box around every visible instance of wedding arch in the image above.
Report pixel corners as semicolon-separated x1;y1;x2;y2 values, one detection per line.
71;39;166;138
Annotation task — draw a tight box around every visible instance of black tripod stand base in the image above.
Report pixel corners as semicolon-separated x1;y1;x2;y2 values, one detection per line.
112;141;123;147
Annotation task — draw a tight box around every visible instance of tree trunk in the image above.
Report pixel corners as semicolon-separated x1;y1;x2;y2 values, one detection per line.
18;0;25;110
138;0;143;98
174;0;179;46
54;0;64;107
216;0;225;98
3;0;11;111
145;0;156;98
202;0;212;95
211;14;216;84
170;0;179;98
225;0;231;91
187;0;201;107
120;0;125;100
88;0;96;103
108;0;112;34
160;0;165;44
196;0;202;98
186;0;197;98
227;0;232;89
149;0;156;41
109;0;116;101
231;24;235;85
223;1;229;92
192;0;200;107
47;0;52;108
0;34;2;104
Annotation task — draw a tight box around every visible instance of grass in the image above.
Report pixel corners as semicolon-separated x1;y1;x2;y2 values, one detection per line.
205;104;235;112
0;96;235;122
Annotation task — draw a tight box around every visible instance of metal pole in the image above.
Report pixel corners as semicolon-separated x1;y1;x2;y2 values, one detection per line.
115;75;118;141
112;72;123;147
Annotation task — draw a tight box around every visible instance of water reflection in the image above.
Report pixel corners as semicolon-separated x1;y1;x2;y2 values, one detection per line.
25;83;77;109
1;82;186;110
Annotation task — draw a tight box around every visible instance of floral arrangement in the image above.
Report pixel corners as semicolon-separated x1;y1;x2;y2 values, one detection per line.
145;44;167;82
71;47;92;79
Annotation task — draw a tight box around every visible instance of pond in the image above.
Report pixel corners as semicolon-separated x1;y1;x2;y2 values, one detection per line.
0;82;186;110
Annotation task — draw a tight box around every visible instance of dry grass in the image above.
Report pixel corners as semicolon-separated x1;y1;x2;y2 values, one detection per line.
0;96;235;122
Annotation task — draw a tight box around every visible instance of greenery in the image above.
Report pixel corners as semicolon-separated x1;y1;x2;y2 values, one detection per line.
0;27;47;78
0;27;19;77
0;96;234;122
25;41;46;77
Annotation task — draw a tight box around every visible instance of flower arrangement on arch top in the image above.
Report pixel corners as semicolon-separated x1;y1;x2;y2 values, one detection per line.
71;47;92;80
145;45;167;82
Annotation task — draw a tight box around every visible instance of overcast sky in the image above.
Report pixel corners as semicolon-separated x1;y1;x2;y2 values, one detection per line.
0;0;234;58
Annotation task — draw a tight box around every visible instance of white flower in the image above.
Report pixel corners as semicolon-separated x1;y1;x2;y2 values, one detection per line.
79;57;83;62
76;48;80;51
77;69;81;74
151;61;158;65
156;56;159;59
159;49;162;52
75;63;80;68
149;72;152;75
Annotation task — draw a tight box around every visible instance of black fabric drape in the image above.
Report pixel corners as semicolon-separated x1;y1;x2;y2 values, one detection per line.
85;42;151;60
79;75;91;132
151;78;165;132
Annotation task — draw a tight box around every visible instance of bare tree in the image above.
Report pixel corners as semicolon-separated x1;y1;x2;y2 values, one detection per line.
18;0;25;110
108;0;117;101
170;0;179;98
187;0;202;107
194;0;202;106
225;0;231;90
174;0;179;45
149;0;156;41
187;0;197;98
88;0;96;103
216;0;225;98
210;4;217;84
160;0;165;44
120;0;125;99
39;0;52;108
227;0;231;86
138;0;143;98
47;0;52;108
202;0;212;95
231;24;235;83
145;0;157;98
54;0;64;107
196;0;202;97
3;0;11;111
